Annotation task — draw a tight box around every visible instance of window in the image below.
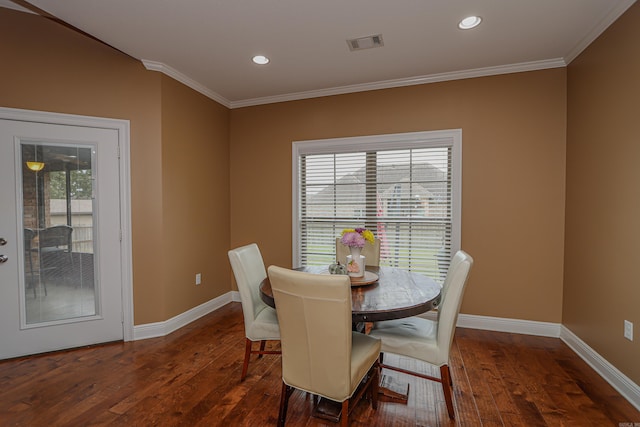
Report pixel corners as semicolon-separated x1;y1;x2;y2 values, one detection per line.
292;129;461;283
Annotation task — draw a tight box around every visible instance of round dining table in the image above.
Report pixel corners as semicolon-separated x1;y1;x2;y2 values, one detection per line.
259;265;442;323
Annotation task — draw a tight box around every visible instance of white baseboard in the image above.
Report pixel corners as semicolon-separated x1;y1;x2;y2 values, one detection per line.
560;325;640;412
230;290;241;302
133;298;640;411
457;313;562;337
418;311;562;337
416;311;640;411
133;291;239;340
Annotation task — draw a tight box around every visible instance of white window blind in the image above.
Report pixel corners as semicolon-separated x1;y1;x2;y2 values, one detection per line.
292;130;461;283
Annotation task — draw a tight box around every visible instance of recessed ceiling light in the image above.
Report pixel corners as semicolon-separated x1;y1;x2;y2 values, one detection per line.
252;55;269;65
458;16;482;30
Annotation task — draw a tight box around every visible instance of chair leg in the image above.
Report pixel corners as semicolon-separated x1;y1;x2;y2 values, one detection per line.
340;400;349;427
278;382;293;427
241;338;281;381
371;361;380;410
241;338;252;381
440;365;455;419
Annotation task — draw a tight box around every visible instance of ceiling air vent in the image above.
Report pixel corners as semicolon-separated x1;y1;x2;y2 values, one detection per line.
347;34;384;51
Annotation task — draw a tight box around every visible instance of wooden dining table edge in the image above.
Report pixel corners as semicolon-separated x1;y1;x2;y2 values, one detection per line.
259;265;441;323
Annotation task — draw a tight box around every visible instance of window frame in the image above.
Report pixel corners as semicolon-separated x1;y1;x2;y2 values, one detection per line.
292;129;462;271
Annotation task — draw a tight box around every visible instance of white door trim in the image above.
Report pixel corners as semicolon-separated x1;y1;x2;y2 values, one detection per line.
0;107;134;341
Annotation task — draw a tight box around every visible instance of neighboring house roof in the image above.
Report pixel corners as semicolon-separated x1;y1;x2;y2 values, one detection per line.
308;163;448;205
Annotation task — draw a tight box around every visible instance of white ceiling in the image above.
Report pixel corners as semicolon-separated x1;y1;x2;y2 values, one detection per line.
3;0;637;108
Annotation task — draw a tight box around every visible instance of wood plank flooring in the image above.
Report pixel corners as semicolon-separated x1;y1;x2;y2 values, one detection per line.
1;302;638;426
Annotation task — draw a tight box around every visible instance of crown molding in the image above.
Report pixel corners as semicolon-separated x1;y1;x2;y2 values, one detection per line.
143;57;566;110
229;58;567;108
142;59;231;108
564;0;637;64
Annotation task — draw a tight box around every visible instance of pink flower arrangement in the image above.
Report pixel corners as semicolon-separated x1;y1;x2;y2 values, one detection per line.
340;227;375;248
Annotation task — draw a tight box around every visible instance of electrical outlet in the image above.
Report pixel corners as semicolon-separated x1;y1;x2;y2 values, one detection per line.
624;320;633;341
195;273;201;285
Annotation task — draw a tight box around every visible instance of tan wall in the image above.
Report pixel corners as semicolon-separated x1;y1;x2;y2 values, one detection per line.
565;3;640;384
160;75;230;319
0;9;229;324
230;69;567;323
4;0;637;391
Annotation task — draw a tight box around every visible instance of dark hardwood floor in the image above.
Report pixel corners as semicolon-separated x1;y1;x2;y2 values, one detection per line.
1;302;638;426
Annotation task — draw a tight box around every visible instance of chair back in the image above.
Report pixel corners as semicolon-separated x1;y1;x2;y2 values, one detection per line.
335;237;381;266
228;243;270;337
39;225;73;250
436;250;473;361
267;265;353;401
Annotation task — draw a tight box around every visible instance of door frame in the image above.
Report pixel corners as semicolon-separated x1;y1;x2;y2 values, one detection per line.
1;107;134;341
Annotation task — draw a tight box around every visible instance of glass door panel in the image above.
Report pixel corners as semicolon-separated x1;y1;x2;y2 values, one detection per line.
21;142;97;325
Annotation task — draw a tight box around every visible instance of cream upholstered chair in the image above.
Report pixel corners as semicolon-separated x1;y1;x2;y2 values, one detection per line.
267;265;381;427
368;250;473;420
335;237;381;266
228;243;280;381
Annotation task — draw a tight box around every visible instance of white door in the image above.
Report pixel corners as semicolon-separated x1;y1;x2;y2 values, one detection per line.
0;118;123;359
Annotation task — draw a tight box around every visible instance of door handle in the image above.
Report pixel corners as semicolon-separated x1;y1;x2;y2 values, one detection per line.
0;255;7;263
0;238;6;246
